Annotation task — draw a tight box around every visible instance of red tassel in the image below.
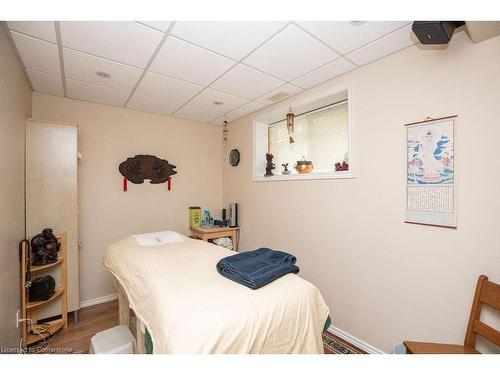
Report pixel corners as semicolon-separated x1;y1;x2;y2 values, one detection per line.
167;176;171;191
123;177;127;192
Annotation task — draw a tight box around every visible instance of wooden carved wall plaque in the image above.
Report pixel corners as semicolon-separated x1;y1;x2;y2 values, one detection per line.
119;154;177;191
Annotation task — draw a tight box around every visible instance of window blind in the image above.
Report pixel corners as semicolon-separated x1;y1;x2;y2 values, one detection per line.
268;103;349;174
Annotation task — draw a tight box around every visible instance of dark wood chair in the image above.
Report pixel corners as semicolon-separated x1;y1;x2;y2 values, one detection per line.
404;275;500;354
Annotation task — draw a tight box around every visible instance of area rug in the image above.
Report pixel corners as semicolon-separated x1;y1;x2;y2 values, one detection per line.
322;331;366;354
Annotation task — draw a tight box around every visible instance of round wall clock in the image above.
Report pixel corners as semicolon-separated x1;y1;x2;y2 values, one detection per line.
229;149;240;166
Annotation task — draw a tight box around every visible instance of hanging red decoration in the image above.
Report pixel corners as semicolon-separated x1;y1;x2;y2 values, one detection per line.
123;177;127;192
167;176;171;191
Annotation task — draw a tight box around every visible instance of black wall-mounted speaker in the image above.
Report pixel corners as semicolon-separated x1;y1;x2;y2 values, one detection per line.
412;21;465;44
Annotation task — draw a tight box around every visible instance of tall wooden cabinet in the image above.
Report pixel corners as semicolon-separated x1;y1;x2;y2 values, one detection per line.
25;119;79;320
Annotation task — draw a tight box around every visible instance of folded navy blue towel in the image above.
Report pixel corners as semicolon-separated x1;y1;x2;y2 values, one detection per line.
216;248;299;289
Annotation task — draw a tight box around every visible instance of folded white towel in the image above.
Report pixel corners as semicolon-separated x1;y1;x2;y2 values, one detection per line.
133;231;184;247
213;237;233;250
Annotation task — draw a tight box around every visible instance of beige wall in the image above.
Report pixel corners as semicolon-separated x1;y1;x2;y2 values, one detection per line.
32;93;223;304
12;29;499;353
223;32;500;353
0;26;32;347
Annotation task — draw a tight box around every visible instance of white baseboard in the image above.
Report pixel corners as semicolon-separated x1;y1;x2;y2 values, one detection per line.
79;293;118;309
327;325;385;354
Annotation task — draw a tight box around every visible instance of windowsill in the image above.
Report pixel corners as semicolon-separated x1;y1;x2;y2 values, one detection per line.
252;171;354;182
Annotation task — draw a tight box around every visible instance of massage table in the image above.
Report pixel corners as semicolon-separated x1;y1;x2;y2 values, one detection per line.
104;234;330;354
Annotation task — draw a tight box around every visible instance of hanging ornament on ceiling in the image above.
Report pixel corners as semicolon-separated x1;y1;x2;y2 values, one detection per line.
286;107;295;144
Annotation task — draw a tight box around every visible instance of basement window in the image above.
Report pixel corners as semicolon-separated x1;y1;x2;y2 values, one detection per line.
253;86;353;181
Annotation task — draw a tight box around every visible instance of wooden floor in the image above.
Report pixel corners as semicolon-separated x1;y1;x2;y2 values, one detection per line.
33;300;119;353
32;299;364;354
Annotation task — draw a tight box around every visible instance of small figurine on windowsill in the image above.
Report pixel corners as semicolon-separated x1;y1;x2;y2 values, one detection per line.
281;163;291;175
335;161;349;171
265;153;275;177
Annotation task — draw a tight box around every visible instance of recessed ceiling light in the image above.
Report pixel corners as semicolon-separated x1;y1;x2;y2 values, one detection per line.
95;71;111;79
349;21;366;26
213;101;224;105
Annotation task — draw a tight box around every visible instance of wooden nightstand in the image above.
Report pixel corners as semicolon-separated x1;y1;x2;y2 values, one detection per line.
190;226;239;251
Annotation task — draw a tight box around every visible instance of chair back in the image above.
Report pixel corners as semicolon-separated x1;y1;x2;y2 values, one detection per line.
464;275;500;349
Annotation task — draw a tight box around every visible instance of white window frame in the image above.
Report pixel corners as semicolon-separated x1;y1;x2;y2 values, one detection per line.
252;84;354;182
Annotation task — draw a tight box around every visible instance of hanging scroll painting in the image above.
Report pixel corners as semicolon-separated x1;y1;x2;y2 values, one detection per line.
405;116;457;228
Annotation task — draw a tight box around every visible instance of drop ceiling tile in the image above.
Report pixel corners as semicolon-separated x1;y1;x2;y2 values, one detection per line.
26;69;64;96
10;31;60;75
210;64;285;100
171;21;288;60
135;71;204;103
228;101;265;121
209;101;265;125
7;21;57;43
188;88;248;114
63;48;143;91
60;21;163;68
243;24;338;81
209;116;225;126
345;24;415;66
255;83;303;105
174;104;221;123
137;21;172;32
127;93;182;116
297;21;410;55
66;79;130;107
292;57;356;89
150;36;236;85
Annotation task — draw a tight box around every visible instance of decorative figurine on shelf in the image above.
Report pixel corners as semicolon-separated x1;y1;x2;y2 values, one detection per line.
30;228;60;266
265;153;275;177
335;161;349;171
281;163;291;175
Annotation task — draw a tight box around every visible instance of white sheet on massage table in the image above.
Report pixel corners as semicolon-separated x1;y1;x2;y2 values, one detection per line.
103;234;329;353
